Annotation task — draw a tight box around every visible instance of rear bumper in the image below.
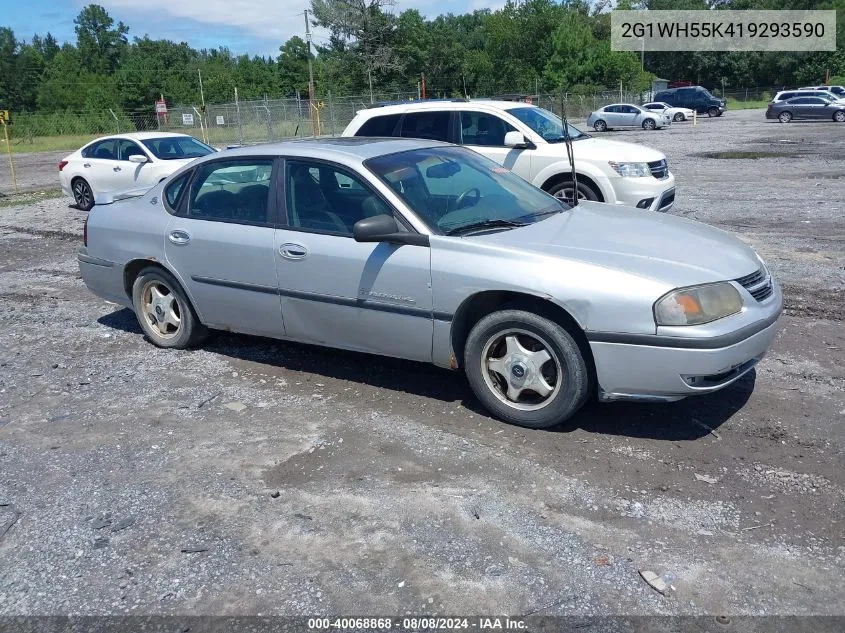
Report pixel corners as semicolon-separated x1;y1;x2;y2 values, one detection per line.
78;247;131;307
589;311;781;403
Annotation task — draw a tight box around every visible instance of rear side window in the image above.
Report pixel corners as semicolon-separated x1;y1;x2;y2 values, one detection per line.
354;114;401;137
399;111;451;142
778;92;795;101
82;139;118;160
187;160;273;225
164;172;190;211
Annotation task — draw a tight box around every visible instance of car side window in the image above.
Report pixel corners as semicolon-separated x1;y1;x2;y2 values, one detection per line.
164;172;190;211
286;160;392;237
83;139;118;160
459;111;516;147
624;106;639;114
118;140;147;161
399;111;451;142
355;113;402;137
186;160;273;225
779;92;795;100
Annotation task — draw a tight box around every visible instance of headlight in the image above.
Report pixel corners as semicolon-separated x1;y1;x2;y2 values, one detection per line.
608;161;651;178
654;282;743;326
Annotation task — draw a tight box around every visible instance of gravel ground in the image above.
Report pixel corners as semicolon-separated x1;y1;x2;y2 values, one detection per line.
0;108;844;617
0;150;67;195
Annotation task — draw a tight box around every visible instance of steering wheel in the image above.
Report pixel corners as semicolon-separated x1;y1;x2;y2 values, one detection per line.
454;187;481;210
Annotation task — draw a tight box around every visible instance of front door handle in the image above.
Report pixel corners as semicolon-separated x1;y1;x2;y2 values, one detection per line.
168;230;191;245
83;163;91;168
113;166;122;172
279;243;308;260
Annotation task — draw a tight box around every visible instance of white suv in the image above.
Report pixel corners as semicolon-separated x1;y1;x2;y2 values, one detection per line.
342;99;676;212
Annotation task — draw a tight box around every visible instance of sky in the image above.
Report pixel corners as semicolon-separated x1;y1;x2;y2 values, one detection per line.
5;0;506;58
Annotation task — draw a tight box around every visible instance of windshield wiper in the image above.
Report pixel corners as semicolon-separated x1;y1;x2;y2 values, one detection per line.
445;219;528;236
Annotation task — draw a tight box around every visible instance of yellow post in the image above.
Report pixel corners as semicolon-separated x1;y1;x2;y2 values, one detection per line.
693;109;697;126
2;116;18;193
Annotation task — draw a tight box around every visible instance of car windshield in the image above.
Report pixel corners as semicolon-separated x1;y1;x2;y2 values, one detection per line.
141;136;215;160
365;146;568;236
506;106;587;143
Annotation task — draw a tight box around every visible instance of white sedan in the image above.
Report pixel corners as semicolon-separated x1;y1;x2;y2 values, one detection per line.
643;101;696;122
59;132;216;210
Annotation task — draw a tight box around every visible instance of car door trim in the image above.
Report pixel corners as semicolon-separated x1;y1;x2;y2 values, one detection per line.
190;275;452;322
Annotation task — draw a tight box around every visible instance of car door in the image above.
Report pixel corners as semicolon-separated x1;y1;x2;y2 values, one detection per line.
163;157;285;338
803;97;830;119
459;110;531;180
80;138;121;193
623;105;643;127
117;139;157;188
601;106;621;127
275;158;433;362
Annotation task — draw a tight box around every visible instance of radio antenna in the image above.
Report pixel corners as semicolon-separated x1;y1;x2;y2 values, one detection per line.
560;89;579;206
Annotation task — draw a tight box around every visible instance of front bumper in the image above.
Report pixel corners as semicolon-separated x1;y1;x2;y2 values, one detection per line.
609;171;676;213
589;297;782;402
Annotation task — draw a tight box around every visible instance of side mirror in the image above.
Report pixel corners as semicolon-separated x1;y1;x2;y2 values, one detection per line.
504;131;530;148
128;154;149;164
353;214;429;247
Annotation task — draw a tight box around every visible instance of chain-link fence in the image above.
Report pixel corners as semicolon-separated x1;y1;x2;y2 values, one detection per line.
6;86;774;152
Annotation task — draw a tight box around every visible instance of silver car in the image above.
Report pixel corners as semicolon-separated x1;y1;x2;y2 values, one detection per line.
587;104;672;131
78;138;782;429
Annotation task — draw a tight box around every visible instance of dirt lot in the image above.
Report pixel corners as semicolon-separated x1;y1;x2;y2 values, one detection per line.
1;108;844;618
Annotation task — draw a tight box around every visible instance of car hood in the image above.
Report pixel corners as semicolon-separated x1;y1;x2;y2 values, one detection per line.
474;202;761;288
568;137;666;163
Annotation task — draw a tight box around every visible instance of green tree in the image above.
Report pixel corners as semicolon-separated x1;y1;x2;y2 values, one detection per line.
278;36;310;96
74;4;129;74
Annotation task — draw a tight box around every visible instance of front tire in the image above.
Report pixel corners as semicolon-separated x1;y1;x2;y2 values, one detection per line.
778;111;793;123
72;178;94;211
593;119;607;132
132;267;207;349
707;107;720;117
673;112;685;122
464;310;590;429
546;179;601;205
642;119;657;130
834;111;845;123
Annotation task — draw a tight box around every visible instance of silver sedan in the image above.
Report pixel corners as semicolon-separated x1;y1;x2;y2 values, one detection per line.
78;138;782;428
587;104;672;131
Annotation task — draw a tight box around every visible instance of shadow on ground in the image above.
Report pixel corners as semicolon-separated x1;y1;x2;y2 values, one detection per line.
99;307;753;442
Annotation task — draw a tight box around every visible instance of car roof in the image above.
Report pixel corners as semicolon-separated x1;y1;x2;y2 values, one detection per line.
201;137;450;162
84;131;194;145
355;99;542;117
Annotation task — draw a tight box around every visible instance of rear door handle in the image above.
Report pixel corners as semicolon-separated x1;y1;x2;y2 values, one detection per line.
168;230;191;245
279;243;308;260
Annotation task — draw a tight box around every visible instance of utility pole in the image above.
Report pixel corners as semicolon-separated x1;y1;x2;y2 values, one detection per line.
304;9;317;136
421;73;426;99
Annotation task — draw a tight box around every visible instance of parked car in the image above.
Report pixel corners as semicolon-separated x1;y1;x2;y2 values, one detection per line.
652;86;726;117
798;85;845;98
765;97;845;123
78;138;782;429
59;132;216;211
771;90;845;104
642;101;696;122
587;104;671;130
343;100;675;212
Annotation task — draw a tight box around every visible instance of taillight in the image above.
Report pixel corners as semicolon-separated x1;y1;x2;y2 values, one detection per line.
83;217;88;247
58;160;68;171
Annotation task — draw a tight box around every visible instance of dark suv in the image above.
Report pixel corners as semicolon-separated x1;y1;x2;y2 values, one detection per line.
653;86;726;117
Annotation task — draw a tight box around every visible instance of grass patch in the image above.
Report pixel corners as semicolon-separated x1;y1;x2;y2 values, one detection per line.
0;188;64;208
3;134;101;154
726;99;770;110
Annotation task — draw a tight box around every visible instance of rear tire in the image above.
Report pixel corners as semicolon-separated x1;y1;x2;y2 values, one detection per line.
546;179;601;205
72;178;94;211
464;309;590;429
131;267;207;349
778;111;793;123
593;119;607;132
642;119;657;130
